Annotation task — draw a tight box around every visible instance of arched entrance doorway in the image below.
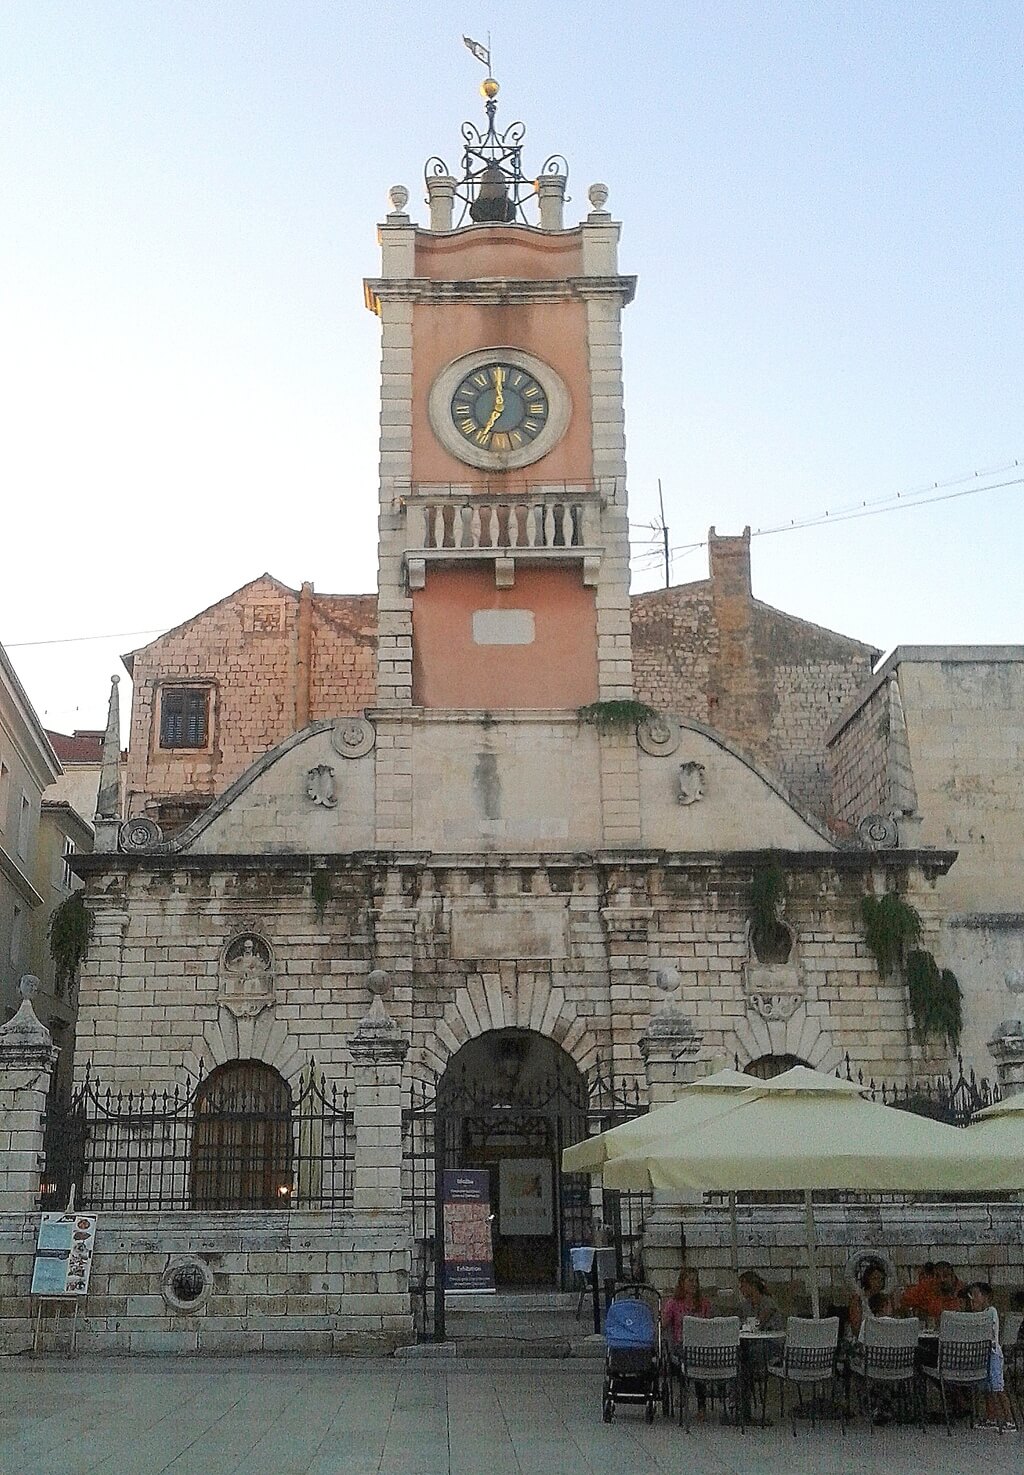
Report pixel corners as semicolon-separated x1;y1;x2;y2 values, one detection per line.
436;1029;591;1288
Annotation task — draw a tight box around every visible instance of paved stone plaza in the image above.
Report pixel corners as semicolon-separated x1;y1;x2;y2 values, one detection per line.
1;1357;1020;1475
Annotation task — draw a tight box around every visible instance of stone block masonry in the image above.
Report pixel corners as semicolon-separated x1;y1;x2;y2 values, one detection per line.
0;1209;411;1355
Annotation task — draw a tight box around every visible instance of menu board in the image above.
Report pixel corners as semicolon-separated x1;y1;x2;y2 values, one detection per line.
30;1212;97;1297
499;1158;553;1237
442;1169;495;1293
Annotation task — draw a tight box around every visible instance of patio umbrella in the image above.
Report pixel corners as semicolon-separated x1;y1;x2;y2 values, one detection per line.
561;1067;753;1175
601;1064;982;1316
961;1089;1024;1182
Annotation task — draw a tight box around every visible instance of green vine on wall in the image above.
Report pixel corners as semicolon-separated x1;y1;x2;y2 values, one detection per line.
577;699;656;731
47;890;93;989
905;950;963;1049
749;859;793;963
311;870;332;923
861;892;961;1048
860;893;921;978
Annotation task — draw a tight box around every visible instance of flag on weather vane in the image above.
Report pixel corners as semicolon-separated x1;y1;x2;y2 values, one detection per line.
462;35;491;69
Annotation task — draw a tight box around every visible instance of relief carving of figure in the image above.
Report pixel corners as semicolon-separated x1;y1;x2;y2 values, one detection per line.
219;934;275;1019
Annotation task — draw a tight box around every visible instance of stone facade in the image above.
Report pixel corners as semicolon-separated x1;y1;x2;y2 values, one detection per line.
830;647;1024;1068
632;530;878;820
0;1209;409;1355
124;576;375;830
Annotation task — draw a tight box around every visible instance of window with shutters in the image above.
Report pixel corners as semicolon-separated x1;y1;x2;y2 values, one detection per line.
158;686;211;750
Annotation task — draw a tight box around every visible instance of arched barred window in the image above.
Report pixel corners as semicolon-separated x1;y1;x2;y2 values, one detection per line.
743;1053;809;1081
189;1061;293;1209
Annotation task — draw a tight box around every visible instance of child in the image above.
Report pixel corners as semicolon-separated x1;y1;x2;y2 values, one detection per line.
966;1281;1017;1432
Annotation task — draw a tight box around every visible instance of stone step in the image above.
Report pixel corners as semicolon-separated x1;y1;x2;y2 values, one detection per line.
396;1333;605;1360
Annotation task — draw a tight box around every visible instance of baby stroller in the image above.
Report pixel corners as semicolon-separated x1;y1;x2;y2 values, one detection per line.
602;1282;666;1423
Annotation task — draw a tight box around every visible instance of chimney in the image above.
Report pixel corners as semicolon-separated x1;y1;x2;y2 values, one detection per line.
708;526;752;600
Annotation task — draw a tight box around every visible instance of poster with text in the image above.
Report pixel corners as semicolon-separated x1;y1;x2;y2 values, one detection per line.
442;1170;494;1292
31;1212;98;1296
499;1158;553;1237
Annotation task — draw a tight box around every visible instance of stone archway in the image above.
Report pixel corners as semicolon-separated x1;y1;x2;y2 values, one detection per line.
436;1028;591;1289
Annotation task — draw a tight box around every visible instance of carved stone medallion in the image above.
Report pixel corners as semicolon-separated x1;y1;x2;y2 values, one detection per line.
676;761;706;806
637;714;681;757
305;764;337;808
218;932;275;1019
857;812;899;850
119;816;163;852
330;716;376;759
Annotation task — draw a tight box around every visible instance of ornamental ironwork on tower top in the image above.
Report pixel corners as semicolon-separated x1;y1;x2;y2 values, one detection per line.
424;77;569;229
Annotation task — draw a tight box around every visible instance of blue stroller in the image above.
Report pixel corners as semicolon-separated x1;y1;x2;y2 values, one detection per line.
602;1282;666;1423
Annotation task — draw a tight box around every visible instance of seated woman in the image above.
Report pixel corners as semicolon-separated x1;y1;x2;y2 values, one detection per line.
662;1267;712;1348
848;1260;888;1340
662;1268;712;1414
738;1271;784;1332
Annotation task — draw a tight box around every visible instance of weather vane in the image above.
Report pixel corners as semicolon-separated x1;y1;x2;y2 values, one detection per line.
423;34;568;227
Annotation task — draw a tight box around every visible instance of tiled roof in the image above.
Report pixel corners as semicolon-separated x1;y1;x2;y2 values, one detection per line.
46;729;104;763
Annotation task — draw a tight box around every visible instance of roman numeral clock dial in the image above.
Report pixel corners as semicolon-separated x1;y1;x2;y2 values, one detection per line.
451;363;549;453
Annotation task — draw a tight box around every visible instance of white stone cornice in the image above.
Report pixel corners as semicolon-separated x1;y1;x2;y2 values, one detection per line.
363;275;637;310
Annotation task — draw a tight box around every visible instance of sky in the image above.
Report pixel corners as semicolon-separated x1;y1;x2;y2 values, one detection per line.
2;1;1021;739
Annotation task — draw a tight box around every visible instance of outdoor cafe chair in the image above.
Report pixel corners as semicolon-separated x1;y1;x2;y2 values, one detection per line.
847;1316;923;1429
767;1316;844;1436
674;1315;743;1432
921;1309;992;1435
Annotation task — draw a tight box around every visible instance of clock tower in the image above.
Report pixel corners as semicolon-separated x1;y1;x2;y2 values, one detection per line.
364;79;640;844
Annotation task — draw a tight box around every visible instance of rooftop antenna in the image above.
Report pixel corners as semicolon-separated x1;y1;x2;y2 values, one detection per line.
656;479;671;588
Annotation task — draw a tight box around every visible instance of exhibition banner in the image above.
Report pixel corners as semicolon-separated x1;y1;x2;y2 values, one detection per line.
442;1169;495;1292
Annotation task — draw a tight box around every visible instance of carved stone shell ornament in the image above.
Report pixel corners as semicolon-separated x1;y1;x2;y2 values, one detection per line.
305;764;337;808
676;761;706;806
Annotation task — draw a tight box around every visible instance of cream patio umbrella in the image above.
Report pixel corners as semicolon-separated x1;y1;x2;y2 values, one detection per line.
961;1089;1024;1182
561;1067;753;1176
602;1064;983;1315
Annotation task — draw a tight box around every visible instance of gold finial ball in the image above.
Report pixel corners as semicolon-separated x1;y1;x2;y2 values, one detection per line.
481;77;499;99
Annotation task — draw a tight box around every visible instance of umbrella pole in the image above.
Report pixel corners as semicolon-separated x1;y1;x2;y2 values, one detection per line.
804;1189;820;1318
729;1192;738;1274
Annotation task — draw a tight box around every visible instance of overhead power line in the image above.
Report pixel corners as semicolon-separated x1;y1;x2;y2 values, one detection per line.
630;461;1023;570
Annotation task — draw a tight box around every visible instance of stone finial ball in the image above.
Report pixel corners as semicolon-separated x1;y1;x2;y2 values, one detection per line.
19;974;40;999
588;182;610;211
367;968;392;998
387;185;409;214
655;966;681;993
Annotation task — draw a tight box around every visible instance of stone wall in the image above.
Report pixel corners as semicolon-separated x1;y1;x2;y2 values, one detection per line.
0;1209;410;1355
632;532;877;820
124;577;375;825
72;851;955;1100
829;649;1024;1071
644;1199;1024;1309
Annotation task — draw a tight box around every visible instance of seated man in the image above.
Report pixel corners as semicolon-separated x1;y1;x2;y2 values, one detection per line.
900;1259;962;1322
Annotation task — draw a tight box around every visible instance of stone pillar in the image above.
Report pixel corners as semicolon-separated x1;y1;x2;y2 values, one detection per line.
93;673;122;852
0;978;59;1212
639;970;704;1107
426;174;457;231
537;172;567;230
988;1017;1024;1098
346;971;409;1211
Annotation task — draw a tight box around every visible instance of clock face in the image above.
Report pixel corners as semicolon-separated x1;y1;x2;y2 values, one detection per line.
450;362;550;455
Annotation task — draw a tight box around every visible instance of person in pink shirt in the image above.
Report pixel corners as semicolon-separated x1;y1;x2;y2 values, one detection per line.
663;1268;713;1417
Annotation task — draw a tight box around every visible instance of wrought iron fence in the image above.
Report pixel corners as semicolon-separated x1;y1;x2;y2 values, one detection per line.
41;1061;352;1212
836;1051;1000;1127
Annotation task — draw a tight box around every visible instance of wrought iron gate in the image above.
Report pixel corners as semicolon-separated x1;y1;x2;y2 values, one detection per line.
403;1057;645;1341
